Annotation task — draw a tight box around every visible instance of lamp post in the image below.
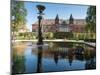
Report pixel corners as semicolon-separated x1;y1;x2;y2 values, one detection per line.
36;5;45;45
36;5;45;73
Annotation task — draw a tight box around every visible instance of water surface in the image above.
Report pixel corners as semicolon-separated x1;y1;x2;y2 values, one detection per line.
12;42;96;74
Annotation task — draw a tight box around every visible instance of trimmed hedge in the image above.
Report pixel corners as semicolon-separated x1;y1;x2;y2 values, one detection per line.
53;32;73;39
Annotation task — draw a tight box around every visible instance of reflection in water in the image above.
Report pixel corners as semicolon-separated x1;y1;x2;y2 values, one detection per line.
68;49;74;66
12;55;25;74
12;42;96;74
74;46;84;55
85;48;96;69
54;51;59;64
37;46;43;73
85;58;96;69
12;48;25;74
75;54;84;61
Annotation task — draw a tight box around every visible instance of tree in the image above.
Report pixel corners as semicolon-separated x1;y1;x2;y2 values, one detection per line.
11;0;27;40
86;6;96;33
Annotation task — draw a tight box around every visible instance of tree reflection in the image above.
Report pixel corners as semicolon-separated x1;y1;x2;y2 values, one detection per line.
85;58;96;69
85;48;96;69
12;48;25;74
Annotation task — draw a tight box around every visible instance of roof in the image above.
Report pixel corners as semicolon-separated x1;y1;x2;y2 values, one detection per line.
33;19;86;26
34;19;64;25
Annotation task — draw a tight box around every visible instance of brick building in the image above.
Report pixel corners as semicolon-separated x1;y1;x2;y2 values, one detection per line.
32;14;86;33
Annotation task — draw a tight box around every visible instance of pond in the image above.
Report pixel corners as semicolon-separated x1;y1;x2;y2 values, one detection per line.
12;41;96;74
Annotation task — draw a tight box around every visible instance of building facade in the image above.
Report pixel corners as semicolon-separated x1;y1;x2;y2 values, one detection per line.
32;14;86;33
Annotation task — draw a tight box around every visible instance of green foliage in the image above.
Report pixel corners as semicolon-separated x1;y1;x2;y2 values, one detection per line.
11;1;27;32
86;6;96;32
73;32;96;40
17;32;37;40
53;32;73;39
44;32;54;39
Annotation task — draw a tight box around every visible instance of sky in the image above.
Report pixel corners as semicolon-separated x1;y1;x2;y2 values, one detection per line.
24;2;89;31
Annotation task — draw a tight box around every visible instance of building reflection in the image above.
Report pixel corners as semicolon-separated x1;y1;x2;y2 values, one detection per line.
75;54;84;61
60;50;67;59
31;43;96;73
67;49;74;66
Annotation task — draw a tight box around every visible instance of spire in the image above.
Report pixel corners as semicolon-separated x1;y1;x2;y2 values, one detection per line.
55;14;59;20
69;14;74;24
55;14;59;24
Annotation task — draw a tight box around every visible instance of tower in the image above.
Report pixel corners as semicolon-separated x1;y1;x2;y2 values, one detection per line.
69;14;74;24
55;14;59;25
